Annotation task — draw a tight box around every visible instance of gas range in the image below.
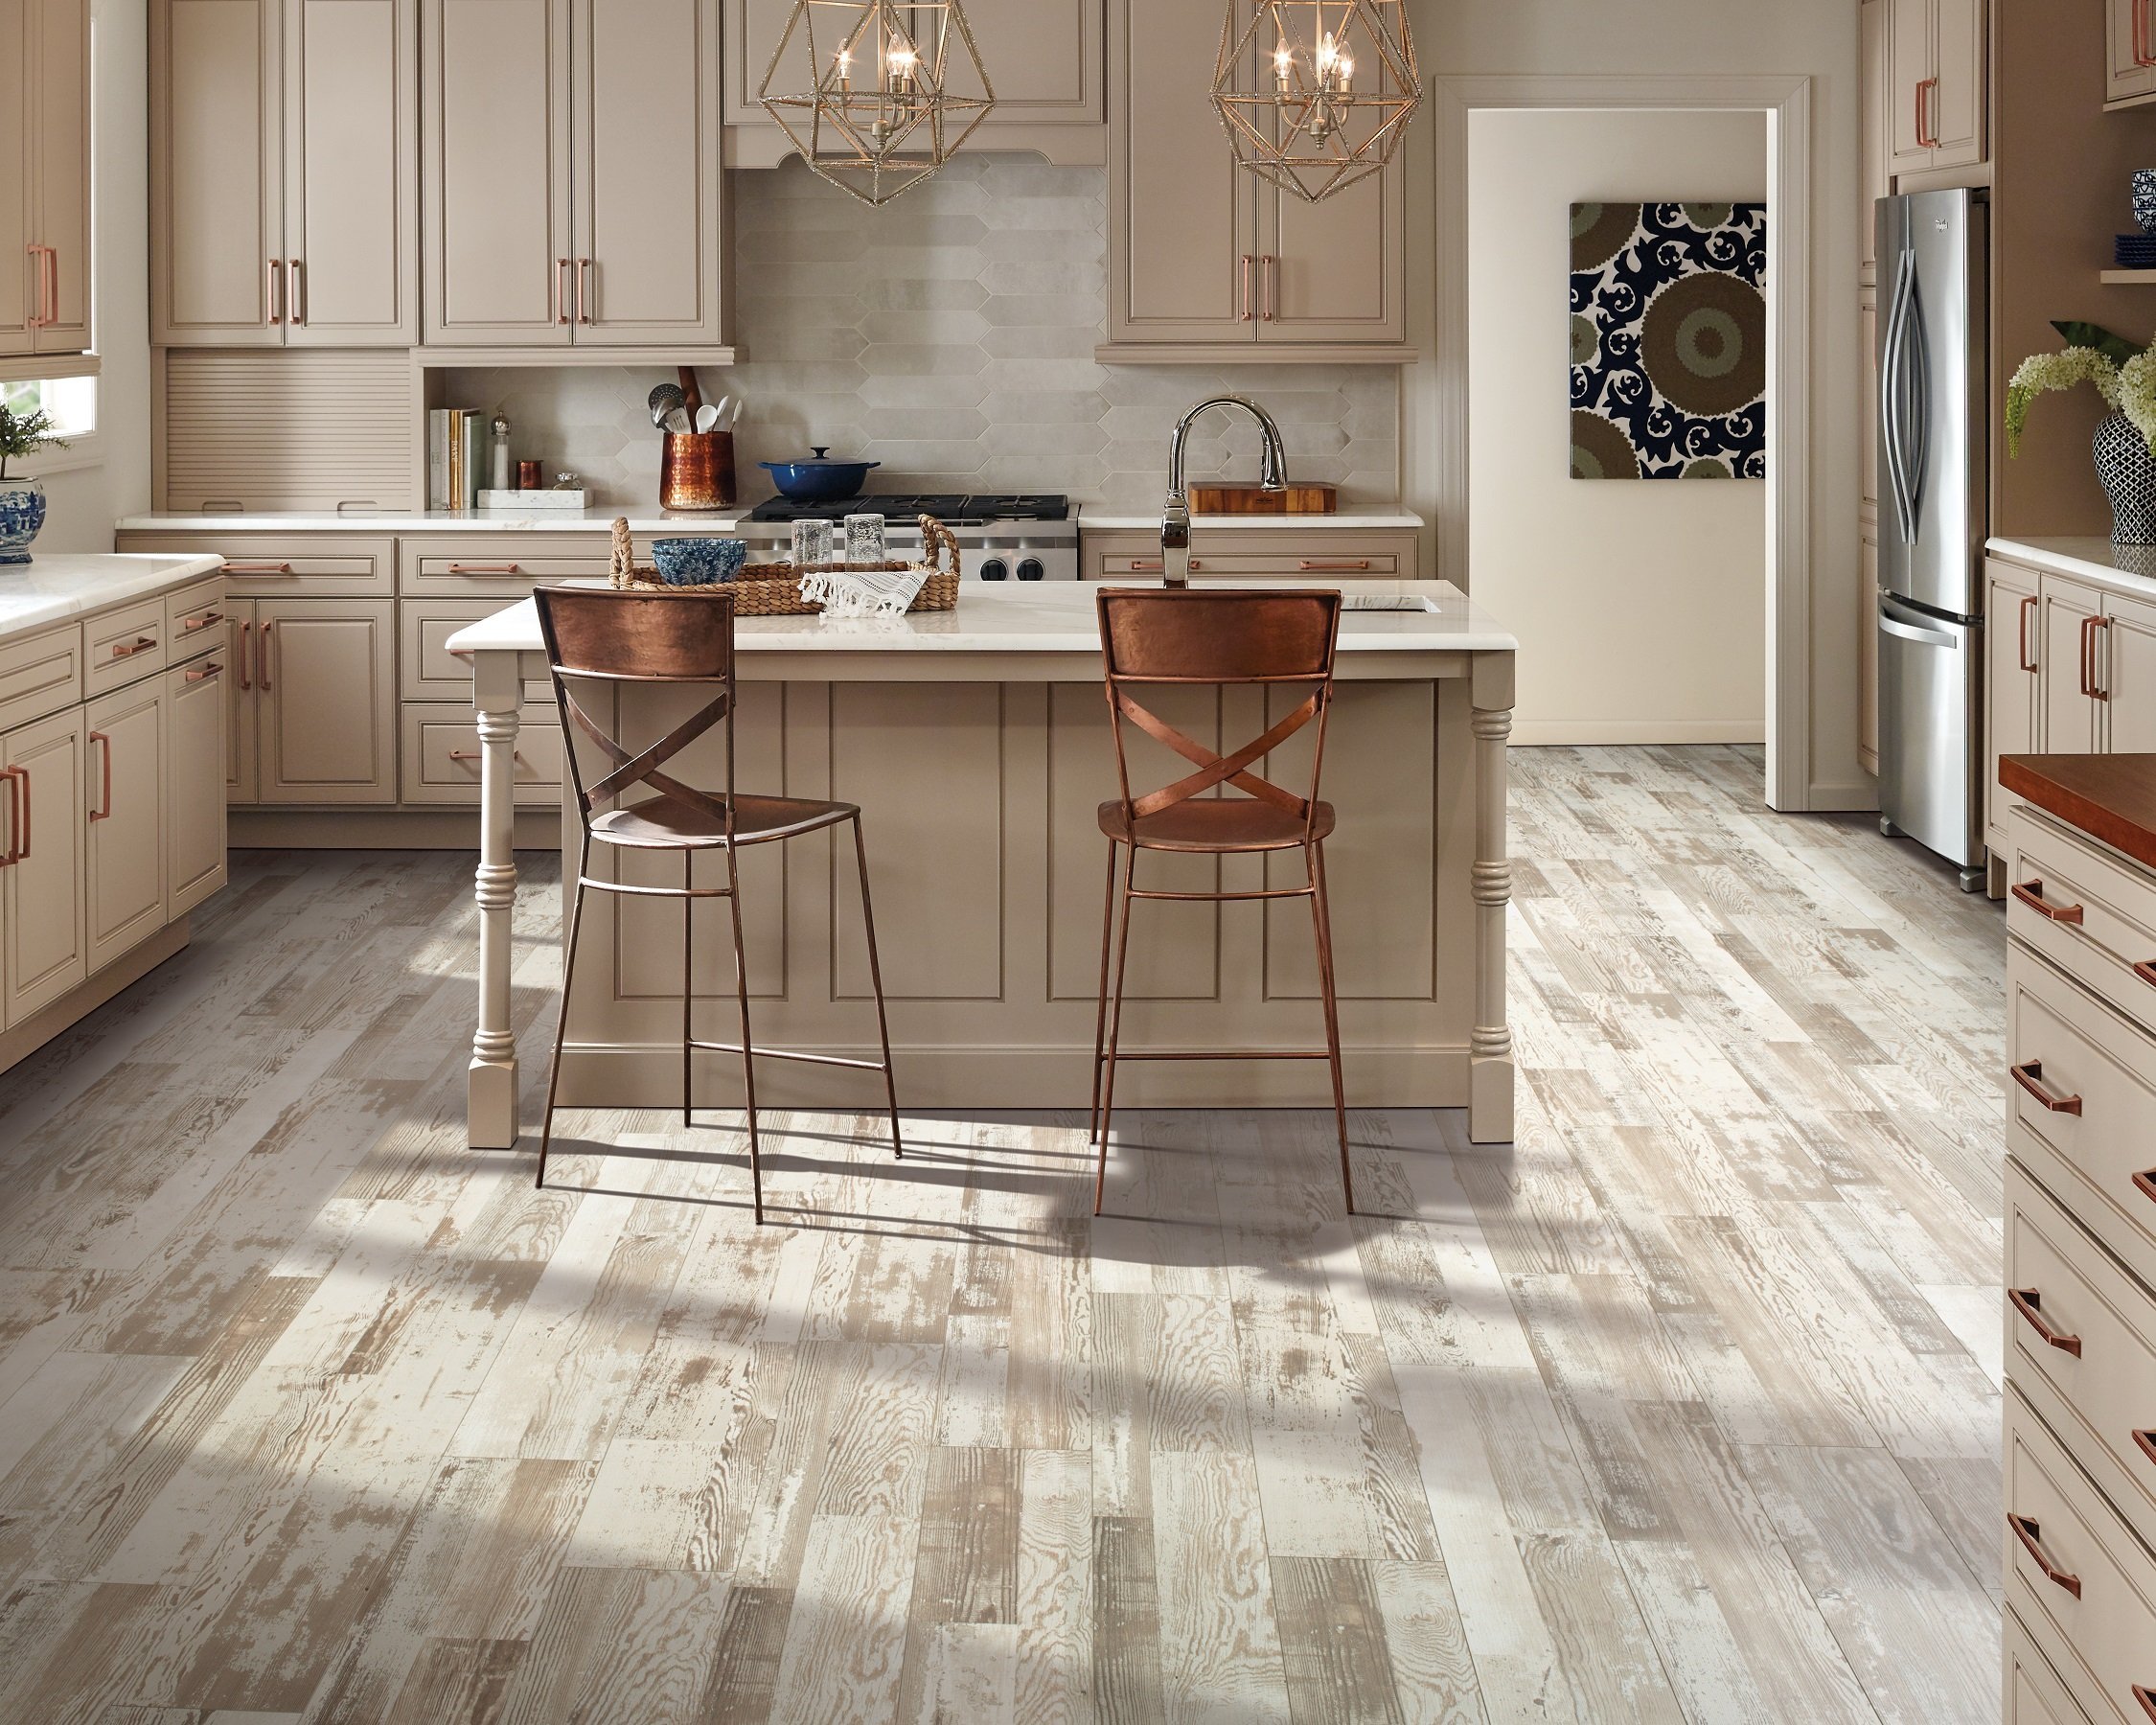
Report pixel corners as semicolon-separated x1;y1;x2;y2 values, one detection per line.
741;493;1079;581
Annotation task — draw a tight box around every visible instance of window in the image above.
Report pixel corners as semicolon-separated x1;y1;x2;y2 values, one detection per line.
1;375;97;440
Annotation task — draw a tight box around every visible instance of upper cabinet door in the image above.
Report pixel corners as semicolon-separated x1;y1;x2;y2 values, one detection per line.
1256;160;1405;346
285;0;419;344
570;0;722;346
423;0;573;345
1928;0;1984;170
153;0;285;344
1886;0;1934;172
2110;0;2156;105
28;0;89;352
1107;0;1252;345
0;0;32;357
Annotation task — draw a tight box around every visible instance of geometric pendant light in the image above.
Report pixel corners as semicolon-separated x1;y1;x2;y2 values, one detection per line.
759;0;996;206
1211;0;1422;202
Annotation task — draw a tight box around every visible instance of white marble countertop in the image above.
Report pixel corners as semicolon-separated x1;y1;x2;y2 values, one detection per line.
116;509;753;535
1073;504;1425;531
0;552;224;641
1987;535;2156;601
447;578;1514;660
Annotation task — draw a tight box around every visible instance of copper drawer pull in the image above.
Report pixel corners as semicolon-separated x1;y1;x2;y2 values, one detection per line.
1126;559;1202;573
448;748;525;763
579;257;595;324
1239;254;1254;321
2011;1060;2083;1116
2136;1429;2156;1468
2134;961;2156;989
1261;253;1277;322
556;257;572;325
2134;1168;2156;1204
2139;0;2156;67
446;563;522;574
236;621;251;692
88;730;112;822
2019;592;2039;674
2011;880;2084;924
259;620;273;692
2008;1287;2083;1357
289;257;306;326
1915;77;1939;150
180;610;223;632
109;635;157;660
2133;1683;2156;1723
221;561;292;574
2007;1512;2081;1598
0;766;22;864
1297;559;1373;571
267;257;283;325
184;661;222;684
25;244;44;328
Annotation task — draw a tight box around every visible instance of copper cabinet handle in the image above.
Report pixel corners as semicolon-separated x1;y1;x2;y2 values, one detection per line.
180;610;224;632
1915;77;1939;149
290;258;306;325
108;635;157;661
448;748;525;762
12;761;28;861
0;766;22;864
24;244;40;329
2008;1286;2083;1357
1298;560;1372;571
235;621;252;692
579;257;594;324
2011;880;2085;925
2134;960;2156;989
1239;254;1254;321
2094;614;2113;701
220;561;292;574
447;563;522;574
184;660;222;684
2133;1682;2156;1723
1261;253;1277;321
1125;559;1202;573
26;244;51;327
2011;1060;2083;1116
2135;1429;2156;1468
2007;1512;2081;1598
2138;0;2156;66
267;258;283;325
2134;1168;2156;1204
88;730;111;822
2019;592;2038;674
556;258;572;325
47;245;58;325
259;620;273;692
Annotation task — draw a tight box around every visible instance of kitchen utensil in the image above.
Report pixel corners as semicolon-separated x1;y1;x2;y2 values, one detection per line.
678;366;702;416
648;382;686;430
665;407;693;435
722;394;744;431
650;537;748;584
660;430;738;511
1185;482;1339;515
759;448;881;502
696;403;720;433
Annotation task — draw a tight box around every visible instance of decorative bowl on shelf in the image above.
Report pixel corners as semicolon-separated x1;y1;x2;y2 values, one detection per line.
650;537;748;585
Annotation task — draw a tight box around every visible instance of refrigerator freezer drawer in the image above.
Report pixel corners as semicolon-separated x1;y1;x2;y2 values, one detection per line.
1878;595;1984;871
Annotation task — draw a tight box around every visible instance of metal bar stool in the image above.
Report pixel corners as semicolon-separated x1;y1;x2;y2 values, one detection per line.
533;585;902;1222
1089;586;1352;1214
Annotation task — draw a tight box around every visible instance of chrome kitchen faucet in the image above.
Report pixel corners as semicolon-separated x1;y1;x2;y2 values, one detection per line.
1160;395;1287;586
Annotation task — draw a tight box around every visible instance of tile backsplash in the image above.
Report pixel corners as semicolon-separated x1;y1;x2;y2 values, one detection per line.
443;155;1402;511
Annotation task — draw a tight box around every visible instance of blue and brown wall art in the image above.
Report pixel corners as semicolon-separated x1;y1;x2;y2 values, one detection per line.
1569;201;1767;481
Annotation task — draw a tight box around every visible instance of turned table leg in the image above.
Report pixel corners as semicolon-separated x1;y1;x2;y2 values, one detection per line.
1470;655;1515;1144
469;652;522;1149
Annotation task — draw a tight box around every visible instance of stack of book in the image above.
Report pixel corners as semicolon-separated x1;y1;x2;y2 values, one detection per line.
426;408;490;510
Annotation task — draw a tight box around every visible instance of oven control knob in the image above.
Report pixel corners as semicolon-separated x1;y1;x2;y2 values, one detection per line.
978;557;1009;581
1017;557;1046;582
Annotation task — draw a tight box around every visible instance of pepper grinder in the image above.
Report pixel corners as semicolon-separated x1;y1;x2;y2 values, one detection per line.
491;412;512;493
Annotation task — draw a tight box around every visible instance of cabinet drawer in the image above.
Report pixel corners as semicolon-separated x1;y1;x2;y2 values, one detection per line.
1084;529;1417;582
83;599;168;697
400;600;547;702
2007;1607;2098;1725
0;622;83;733
400;537;612;596
2008;807;2156;1031
2007;943;2156;1292
165;578;228;664
2005;1385;2156;1725
399;703;562;805
2006;1158;2156;1559
115;533;396;596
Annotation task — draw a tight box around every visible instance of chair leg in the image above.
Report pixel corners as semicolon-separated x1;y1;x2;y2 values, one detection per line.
682;850;695;1129
851;816;903;1161
1089;839;1117;1146
1094;840;1138;1217
538;841;590;1189
1310;840;1354;1215
724;843;763;1224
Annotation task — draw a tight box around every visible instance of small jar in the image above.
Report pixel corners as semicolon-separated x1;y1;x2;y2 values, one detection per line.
517;460;542;490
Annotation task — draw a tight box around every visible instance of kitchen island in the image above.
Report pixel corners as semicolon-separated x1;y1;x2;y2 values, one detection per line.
447;581;1517;1149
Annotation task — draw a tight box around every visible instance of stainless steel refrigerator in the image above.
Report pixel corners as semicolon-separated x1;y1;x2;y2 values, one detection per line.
1875;187;1989;891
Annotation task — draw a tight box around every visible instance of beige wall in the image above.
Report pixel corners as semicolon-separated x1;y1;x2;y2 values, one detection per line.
1467;107;1767;746
37;0;154;552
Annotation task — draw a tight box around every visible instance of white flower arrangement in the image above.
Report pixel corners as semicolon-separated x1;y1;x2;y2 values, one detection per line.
2007;321;2156;457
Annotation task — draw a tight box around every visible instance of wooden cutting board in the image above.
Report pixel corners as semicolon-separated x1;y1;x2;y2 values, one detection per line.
1185;483;1338;515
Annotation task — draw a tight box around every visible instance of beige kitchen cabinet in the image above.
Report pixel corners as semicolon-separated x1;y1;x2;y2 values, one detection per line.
1984;558;2037;850
2041;578;2103;756
1;704;88;1025
1084;527;1419;582
222;602;260;804
251;599;397;804
424;0;724;349
722;0;1102;162
1860;529;1880;776
1;0;90;356
152;0;417;345
1886;0;1986;178
2098;586;2156;751
165;654;229;915
2108;0;2156;107
1102;0;1406;358
82;679;168;976
1861;0;1888;280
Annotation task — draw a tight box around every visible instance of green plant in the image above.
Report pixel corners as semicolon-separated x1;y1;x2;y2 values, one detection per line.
0;402;69;482
2007;321;2156;458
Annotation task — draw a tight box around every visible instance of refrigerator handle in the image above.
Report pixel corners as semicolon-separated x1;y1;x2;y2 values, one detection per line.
1879;610;1961;650
1881;243;1918;543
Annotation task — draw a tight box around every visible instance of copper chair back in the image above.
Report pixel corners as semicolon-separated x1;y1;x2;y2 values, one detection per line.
1094;586;1343;845
533;586;740;840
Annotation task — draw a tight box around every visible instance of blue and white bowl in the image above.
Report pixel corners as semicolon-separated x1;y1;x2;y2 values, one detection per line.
650;537;748;586
2134;169;2156;235
0;477;46;564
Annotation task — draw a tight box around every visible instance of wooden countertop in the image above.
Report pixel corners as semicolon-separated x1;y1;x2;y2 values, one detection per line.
2001;752;2156;870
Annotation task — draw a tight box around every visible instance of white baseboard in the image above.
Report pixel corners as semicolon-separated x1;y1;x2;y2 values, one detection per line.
1510;721;1769;748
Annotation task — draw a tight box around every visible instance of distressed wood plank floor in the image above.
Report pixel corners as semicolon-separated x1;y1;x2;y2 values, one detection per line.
0;746;2006;1722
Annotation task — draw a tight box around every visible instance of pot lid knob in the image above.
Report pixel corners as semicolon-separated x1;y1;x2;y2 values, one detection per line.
811;447;829;459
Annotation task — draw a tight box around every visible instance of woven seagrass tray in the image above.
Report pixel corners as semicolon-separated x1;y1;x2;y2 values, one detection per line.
606;516;961;615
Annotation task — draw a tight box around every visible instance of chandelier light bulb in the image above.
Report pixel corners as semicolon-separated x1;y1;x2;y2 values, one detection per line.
1212;0;1421;202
